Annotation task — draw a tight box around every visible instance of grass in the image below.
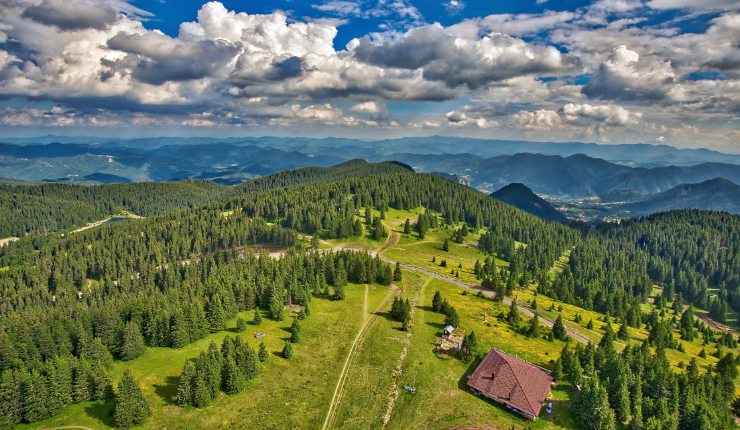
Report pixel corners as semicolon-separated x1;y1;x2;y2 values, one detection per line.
19;281;392;430
385;277;577;430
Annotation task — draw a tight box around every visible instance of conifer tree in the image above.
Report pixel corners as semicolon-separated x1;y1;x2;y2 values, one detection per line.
176;362;195;407
527;314;541;338
282;341;294;359
115;370;151;429
119;321;146;361
253;309;263;325
432;291;442;312
333;262;347;300
90;360;114;403
208;294;227;332
443;239;449;252
0;369;23;425
394;262;403;282
269;291;284;321
445;306;460;327
236;317;247;332
23;370;50;423
72;360;91;404
617;322;629;342
551;358;564;381
258;342;269;363
507;299;520;325
553;314;567;341
222;356;244;395
192;372;210;408
290;318;301;343
403;218;411;234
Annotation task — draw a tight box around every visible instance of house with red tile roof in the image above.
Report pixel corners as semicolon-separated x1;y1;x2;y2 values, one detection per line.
466;348;554;420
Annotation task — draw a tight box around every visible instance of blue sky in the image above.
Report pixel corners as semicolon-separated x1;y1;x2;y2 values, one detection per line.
0;0;739;151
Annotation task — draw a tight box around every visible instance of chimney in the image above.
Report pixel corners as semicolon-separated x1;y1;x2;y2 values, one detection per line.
492;371;496;380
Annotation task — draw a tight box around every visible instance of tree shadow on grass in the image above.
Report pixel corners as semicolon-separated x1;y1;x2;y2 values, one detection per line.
416;305;435;313
153;375;180;405
426;321;445;331
84;400;116;428
376;310;396;322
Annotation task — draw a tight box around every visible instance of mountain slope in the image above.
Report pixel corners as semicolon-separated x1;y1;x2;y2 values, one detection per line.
490;183;567;222
622;178;740;215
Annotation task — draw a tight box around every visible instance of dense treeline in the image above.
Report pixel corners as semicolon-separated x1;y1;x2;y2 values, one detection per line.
543;210;740;324
0;180;232;237
558;326;737;429
0;160;411;238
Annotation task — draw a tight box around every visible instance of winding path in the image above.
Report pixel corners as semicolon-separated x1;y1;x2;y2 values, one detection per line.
377;257;590;345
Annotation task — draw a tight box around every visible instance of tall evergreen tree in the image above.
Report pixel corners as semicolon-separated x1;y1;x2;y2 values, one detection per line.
176;362;195;407
208;294;227;332
290;318;301;343
115;370;151;429
507;299;520;325
119;321;146;361
282;341;294;359
552;314;567;340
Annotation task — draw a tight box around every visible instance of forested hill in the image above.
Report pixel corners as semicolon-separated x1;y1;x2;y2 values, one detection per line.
621;177;740;215
0;169;578;426
490;183;567;222
233;159;413;193
0;160;412;238
540;209;740;325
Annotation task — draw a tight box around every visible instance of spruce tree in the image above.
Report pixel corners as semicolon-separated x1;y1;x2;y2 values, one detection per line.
222;356;244;395
91;360;114;403
617;322;629;342
114;370;151;429
394;262;403;282
507;299;520;325
527;314;541;338
432;291;442;312
192;372;210;408
176;362;195;407
290;318;301;343
253;309;263;325
551;358;564;381
72;360;92;403
23;370;50;423
553;314;567;341
269;291;284;321
208;294;227;332
443;239;449;252
258;342;269;362
0;369;23;425
119;321;146;361
444;306;460;327
236;317;247;332
282;341;294;359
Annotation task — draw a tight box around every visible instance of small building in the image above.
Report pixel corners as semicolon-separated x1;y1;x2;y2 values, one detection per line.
443;325;455;336
467;348;553;421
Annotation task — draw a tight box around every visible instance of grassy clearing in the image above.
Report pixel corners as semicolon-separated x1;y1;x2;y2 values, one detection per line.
385;277;576;430
19;281;392;430
333;273;425;429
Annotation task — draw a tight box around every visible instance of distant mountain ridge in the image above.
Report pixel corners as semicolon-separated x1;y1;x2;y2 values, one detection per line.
490;183;567;222
621;178;740;215
4;139;740;206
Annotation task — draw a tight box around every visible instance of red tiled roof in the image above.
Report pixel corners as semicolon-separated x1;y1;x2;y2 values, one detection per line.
466;348;553;418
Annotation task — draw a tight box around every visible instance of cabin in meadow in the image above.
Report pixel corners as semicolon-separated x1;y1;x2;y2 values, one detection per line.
467;348;553;420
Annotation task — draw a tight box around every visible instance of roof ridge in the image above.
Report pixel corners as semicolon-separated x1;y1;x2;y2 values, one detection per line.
502;353;538;415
